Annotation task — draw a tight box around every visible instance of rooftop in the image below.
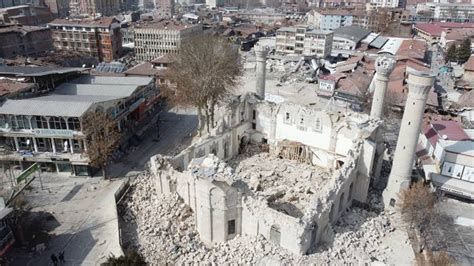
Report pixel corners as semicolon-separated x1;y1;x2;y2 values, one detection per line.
423;120;470;148
0;66;86;77
396;39;427;60
0;24;49;34
48;17;118;27
0;79;33;97
315;8;352;16
333;26;371;43
124;62;166;77
464;56;474;72
415;22;474;37
134;20;200;31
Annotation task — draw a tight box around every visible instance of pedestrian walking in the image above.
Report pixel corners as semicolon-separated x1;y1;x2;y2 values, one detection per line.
58;251;65;264
51;254;58;266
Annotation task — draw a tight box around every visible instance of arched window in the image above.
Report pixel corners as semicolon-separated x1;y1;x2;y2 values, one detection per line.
34;116;49;129
49;117;67;130
68;117;81;131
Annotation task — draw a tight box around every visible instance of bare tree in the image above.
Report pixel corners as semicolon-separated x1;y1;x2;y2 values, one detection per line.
82;112;121;179
164;34;243;136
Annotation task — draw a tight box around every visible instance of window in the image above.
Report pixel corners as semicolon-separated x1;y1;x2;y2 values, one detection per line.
228;220;236;235
313;117;322;132
285;112;290;123
49;117;67;130
12;115;29;129
32;116;47;129
0;115;6;128
68;118;81;131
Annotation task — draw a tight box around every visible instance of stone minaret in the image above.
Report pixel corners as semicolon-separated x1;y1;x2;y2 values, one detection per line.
255;45;268;99
370;55;396;119
383;69;435;208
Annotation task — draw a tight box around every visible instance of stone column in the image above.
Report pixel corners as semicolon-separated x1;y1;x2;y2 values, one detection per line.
383;70;435;208
370;55;396;120
255;45;268;99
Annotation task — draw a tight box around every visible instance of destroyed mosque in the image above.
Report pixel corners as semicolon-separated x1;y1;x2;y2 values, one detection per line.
143;49;394;255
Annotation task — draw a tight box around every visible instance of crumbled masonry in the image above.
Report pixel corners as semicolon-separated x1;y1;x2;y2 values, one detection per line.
120;171;402;265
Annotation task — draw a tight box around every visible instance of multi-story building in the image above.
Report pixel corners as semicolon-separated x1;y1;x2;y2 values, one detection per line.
369;0;399;8
417;2;474;22
43;0;69;17
0;74;159;176
276;25;333;57
48;17;122;62
133;21;202;62
307;9;353;31
0;5;53;26
68;0;120;17
0;24;53;58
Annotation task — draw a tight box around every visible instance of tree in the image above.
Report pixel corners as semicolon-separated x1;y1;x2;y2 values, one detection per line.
82;111;121;179
456;38;472;64
102;250;146;266
445;44;457;63
164;34;243;136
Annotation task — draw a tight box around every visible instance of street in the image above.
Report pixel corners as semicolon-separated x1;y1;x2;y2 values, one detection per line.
3;107;198;265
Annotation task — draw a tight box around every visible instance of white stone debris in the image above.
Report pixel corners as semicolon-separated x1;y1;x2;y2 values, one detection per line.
121;170;402;265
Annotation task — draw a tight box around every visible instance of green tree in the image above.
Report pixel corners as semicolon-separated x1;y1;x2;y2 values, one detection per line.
457;38;472;64
445;44;457;63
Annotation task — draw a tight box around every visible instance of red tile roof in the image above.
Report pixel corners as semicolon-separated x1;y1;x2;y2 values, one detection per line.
396;39;426;60
49;17;117;27
415;22;474;37
423;120;470;148
465;56;474;72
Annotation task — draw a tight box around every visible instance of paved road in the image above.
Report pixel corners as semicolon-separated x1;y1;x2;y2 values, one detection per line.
5;175;124;266
429;198;474;265
108;107;198;178
4;107;197;266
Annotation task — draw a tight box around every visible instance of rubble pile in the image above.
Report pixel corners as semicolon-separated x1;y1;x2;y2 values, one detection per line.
120;171;205;264
266;57;321;84
120;168;401;265
231;152;331;215
302;208;393;264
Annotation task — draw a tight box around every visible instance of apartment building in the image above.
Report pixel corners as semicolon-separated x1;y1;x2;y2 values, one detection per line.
307;9;353;31
369;0;399;8
69;0;120;17
133;21;202;62
0;24;53;58
0;5;53;26
276;26;333;57
48;17;122;62
417;2;474;21
0;74;158;176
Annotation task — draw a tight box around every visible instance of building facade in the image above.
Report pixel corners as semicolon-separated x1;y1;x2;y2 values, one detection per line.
48;17;122;62
276;26;333;57
307;9;353;31
69;0;120;17
133;21;202;62
0;24;53;58
417;2;474;21
0;5;53;26
418;120;473;200
0;75;158;176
